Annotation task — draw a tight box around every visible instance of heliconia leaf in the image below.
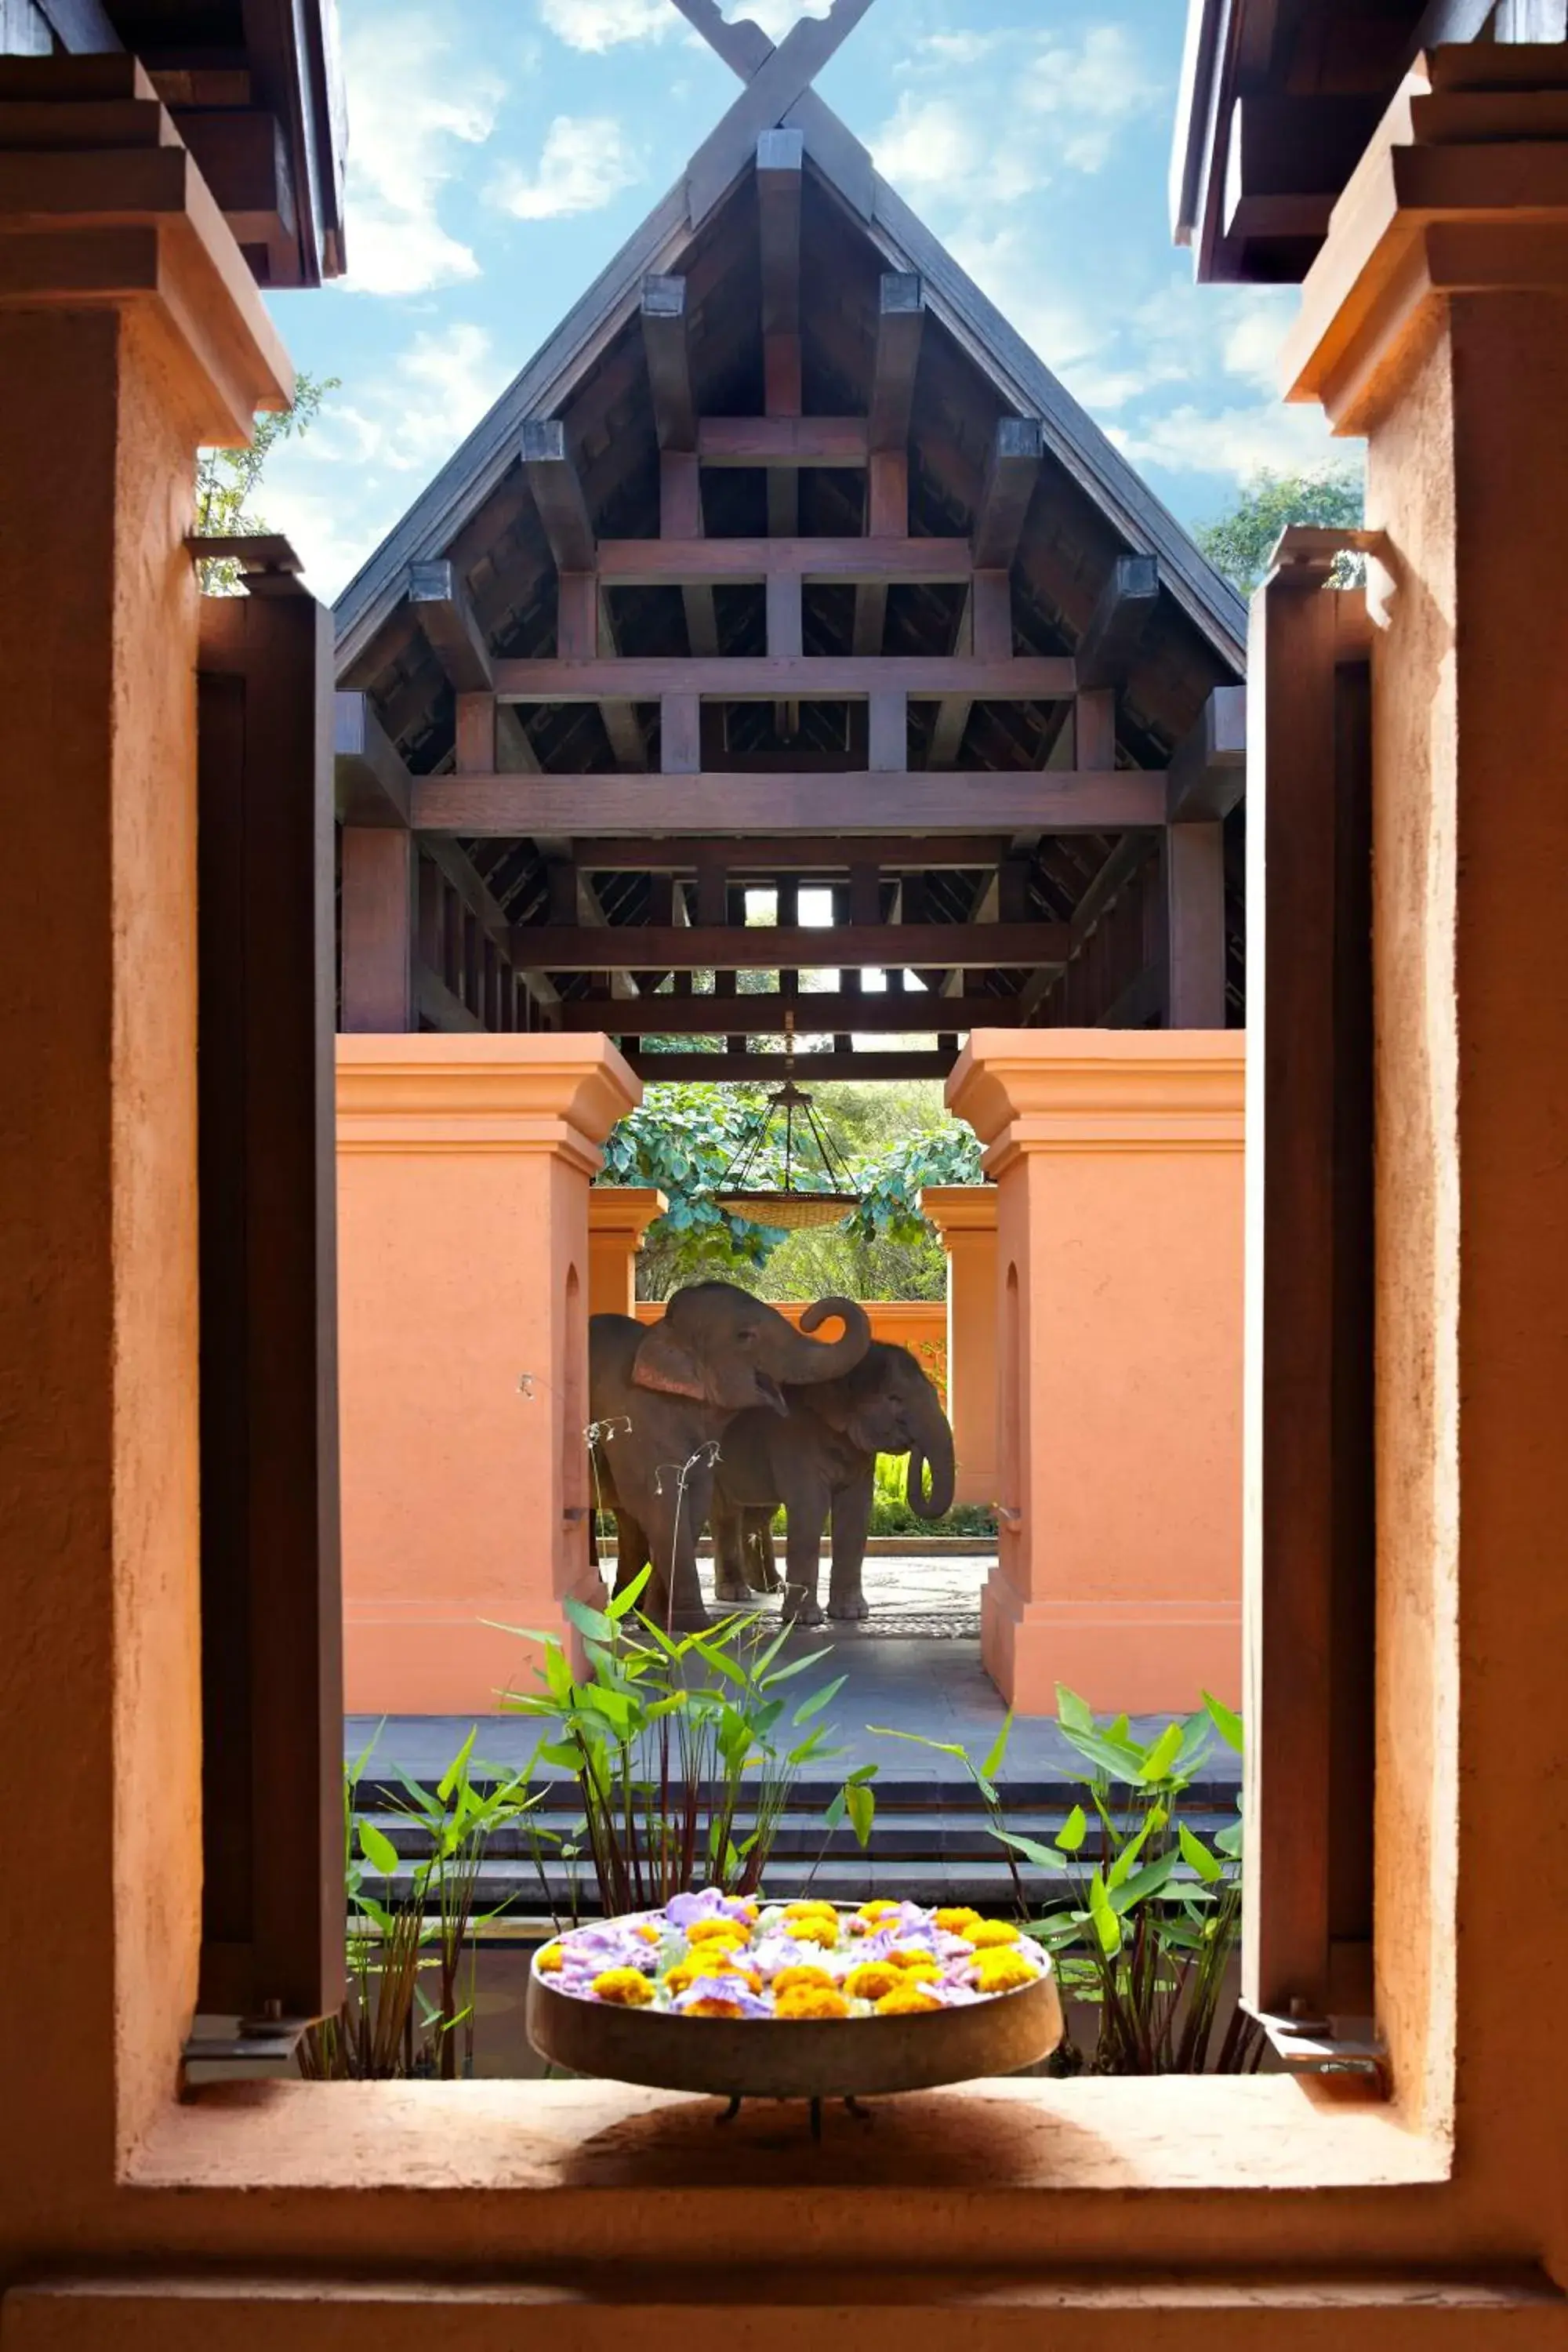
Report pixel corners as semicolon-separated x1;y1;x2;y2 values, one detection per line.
564;1595;615;1645
846;1780;876;1847
436;1726;477;1805
981;1710;1014;1784
1143;1720;1186;1782
1202;1689;1244;1753
1055;1685;1094;1735
359;1820;400;1878
606;1564;652;1620
993;1828;1069;1871
792;1674;847;1726
1178;1821;1225;1882
1054;1803;1088;1853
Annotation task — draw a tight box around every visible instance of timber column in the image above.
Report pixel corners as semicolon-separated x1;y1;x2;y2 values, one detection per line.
587;1185;667;1319
948;1033;1244;1715
336;1036;639;1715
1279;47;1568;2124
920;1185;999;1507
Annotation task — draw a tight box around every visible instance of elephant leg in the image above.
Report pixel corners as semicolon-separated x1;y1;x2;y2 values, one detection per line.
711;1491;751;1603
781;1490;831;1627
747;1512;783;1595
827;1466;874;1621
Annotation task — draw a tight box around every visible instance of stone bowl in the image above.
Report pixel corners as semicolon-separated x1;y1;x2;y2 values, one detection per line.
524;1919;1064;2101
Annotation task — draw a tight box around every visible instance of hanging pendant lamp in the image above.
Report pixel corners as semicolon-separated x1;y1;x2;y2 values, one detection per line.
714;1011;862;1229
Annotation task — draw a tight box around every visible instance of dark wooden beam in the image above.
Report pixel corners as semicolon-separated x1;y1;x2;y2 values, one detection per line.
697;416;869;466
1075;554;1160;689
1018;830;1156;1024
339;829;415;1032
522;419;596;573
408;560;492;695
412;768;1164;838
622;1050;956;1082
1166;822;1228;1028
424;839;560;1015
173;108;296;273
1102;962;1164;1030
560;991;1019;1034
492;655;1075;702
1224;94;1386;248
868;270;924;452
972;417;1044;571
333;691;410;828
641;273;696;451
1167;683;1247;820
573;835;1008;872
597;537;972;586
511;920;1068;972
757;127;801;335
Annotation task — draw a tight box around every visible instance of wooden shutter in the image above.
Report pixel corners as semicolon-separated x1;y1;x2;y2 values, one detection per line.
1242;535;1375;2029
195;572;343;2026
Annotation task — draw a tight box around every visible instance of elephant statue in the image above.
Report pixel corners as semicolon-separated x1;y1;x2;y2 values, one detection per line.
710;1340;956;1627
588;1283;872;1630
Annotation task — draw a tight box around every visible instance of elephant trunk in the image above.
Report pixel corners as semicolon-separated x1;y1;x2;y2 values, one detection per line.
780;1295;872;1382
906;1407;956;1521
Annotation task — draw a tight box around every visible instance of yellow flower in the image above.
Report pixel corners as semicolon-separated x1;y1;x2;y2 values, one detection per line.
857;1899;899;1921
535;1943;565;1975
971;1950;1037;1995
844;1961;904;2002
785;1914;840;1950
774;1984;851;2020
770;1964;837;1996
636;1922;662;1944
933;1907;982;1937
687;1918;750;1947
887;1948;942;1977
783;1900;839;1925
684;1996;747;2018
968;1918;1022;1949
664;1953;758;1996
876;1984;942;2016
590;1967;655;2007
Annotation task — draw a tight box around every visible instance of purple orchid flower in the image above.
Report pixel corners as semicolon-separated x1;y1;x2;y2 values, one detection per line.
665;1888;753;1929
672;1976;773;2018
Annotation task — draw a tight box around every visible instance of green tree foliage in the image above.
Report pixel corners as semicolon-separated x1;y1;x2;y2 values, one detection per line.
1196;463;1364;596
194;369;337;591
599;1077;983;1303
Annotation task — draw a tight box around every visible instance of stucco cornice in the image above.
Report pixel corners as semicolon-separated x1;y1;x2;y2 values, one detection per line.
948;1031;1245;1162
919;1184;998;1237
336;1036;641;1165
0;56;293;441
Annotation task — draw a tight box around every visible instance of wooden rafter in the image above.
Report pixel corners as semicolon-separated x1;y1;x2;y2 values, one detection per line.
1167;684;1247;821
511;920;1067;972
489;655;1074;702
558;991;1018;1034
622;1051;956;1081
410;769;1163;838
408;561;492;695
569;835;1010;872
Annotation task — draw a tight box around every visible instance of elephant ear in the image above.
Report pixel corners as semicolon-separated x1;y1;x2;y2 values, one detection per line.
804;1381;855;1434
631;1323;708;1403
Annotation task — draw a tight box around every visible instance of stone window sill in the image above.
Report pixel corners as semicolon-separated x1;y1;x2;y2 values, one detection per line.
131;2073;1448;2196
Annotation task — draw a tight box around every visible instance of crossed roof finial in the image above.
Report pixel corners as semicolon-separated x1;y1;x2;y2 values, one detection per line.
669;0;877;223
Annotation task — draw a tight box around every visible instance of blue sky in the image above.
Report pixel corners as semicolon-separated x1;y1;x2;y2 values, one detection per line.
259;0;1344;604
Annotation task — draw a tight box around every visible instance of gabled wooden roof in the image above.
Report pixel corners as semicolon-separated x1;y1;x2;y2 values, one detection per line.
332;29;1250;1050
336;94;1244;684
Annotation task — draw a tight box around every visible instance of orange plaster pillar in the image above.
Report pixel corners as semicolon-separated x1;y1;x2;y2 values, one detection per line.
947;1033;1244;1716
587;1185;666;1318
1279;48;1568;2143
336;1036;640;1715
0;59;292;2180
920;1185;999;1506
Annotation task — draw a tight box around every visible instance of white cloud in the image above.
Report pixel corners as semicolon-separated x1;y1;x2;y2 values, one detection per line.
1020;24;1163;174
491;114;641;220
912;31;1009;67
872;94;1043;205
339;14;503;296
723;0;833;38
1108;399;1339;480
537;0;671;51
259;322;514;598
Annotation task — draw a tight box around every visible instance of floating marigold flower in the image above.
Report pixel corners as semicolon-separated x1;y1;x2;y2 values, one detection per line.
970;1949;1037;1994
784;1914;840;1950
636;1922;662;1944
664;1952;758;1997
770;1964;837;1996
536;1943;566;1974
857;1899;899;1921
876;1984;942;2015
687;1918;750;1947
968;1918;1022;1949
774;1983;851;2020
933;1907;982;1937
844;1961;904;2002
887;1948;942;1977
782;1900;839;1925
590;1967;655;2007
